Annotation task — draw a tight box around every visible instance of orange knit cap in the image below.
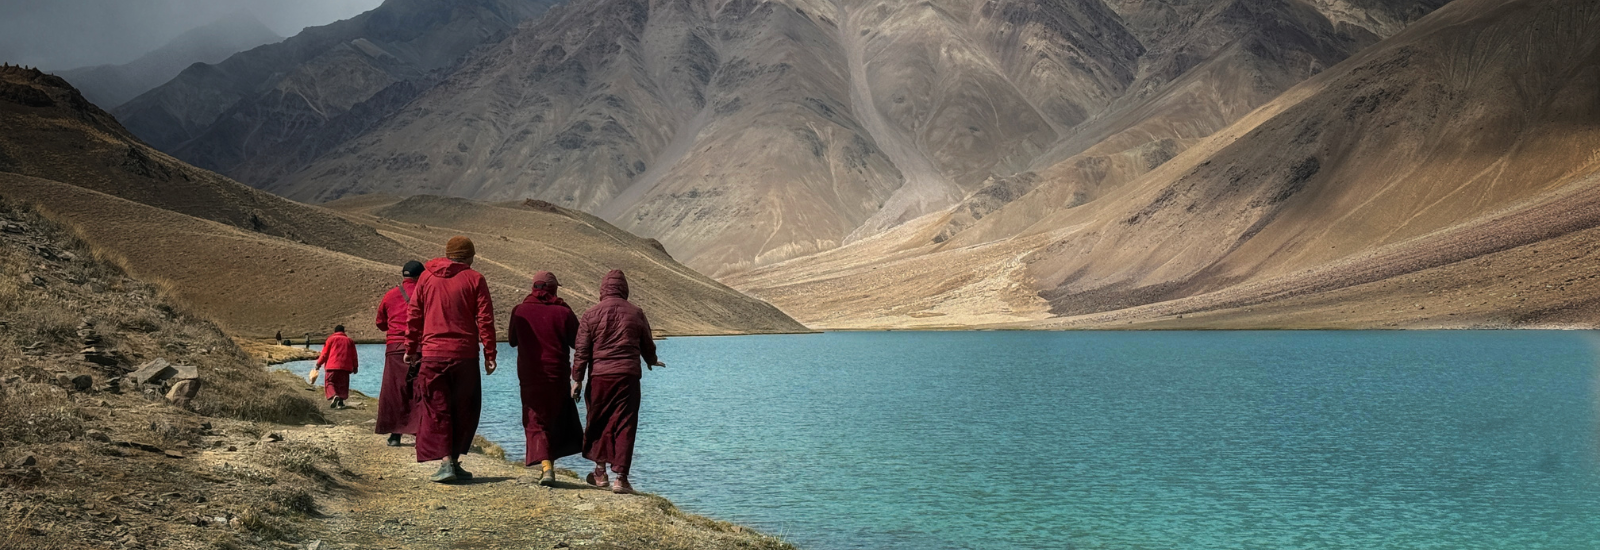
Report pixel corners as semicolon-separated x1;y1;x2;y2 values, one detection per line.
445;236;475;260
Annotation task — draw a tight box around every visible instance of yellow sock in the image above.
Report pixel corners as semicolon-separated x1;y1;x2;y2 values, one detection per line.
540;460;553;472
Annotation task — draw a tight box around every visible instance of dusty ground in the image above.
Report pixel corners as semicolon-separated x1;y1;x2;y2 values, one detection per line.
0;198;787;550
288;397;790;550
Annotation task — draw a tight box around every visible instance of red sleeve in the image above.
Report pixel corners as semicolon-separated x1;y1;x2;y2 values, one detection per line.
638;311;658;366
506;305;520;348
573;310;593;383
563;309;579;350
315;342;330;367
475;274;497;362
375;289;391;332
405;273;428;356
343;337;358;373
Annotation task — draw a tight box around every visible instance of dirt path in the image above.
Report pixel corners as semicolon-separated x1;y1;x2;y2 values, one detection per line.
279;393;790;550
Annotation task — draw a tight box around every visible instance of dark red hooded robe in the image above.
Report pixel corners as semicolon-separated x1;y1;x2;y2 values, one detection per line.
574;270;657;475
374;278;418;434
406;257;496;462
508;271;584;465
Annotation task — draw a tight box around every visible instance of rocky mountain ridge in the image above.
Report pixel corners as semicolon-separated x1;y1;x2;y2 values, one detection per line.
56;10;283;110
263;0;1449;277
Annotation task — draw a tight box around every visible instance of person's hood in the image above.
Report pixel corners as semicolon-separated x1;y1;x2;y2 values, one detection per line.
523;271;567;306
424;257;472;278
599;269;629;300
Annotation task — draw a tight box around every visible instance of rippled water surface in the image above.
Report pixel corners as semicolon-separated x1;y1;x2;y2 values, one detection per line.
281;331;1600;549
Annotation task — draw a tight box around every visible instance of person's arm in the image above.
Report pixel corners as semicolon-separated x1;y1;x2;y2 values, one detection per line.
572;312;593;399
506;309;520;348
404;275;427;360
639;313;661;369
345;339;357;375
563;309;579;350
375;291;390;332
309;343;329;383
475;274;497;367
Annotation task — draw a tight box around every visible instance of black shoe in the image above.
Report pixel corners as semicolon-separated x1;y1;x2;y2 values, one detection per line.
386;434;402;447
453;463;473;480
334;398;346;409
328;399;337;409
429;463;458;483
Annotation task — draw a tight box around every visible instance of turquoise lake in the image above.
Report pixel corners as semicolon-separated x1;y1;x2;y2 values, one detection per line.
280;331;1600;549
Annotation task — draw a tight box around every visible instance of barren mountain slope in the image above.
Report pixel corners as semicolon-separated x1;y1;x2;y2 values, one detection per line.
276;0;912;276
0;66;412;264
932;0;1452;245
0;172;403;339
1026;0;1600;314
276;0;1446;277
55;10;283;110
112;0;555;186
323;195;810;335
734;0;1600;329
0;66;804;338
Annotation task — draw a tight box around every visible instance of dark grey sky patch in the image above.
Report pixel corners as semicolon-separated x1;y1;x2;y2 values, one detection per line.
0;0;385;70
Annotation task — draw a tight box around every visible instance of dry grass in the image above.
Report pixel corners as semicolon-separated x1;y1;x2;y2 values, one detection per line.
0;198;340;549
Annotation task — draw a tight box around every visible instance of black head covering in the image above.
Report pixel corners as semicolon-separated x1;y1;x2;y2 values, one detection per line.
402;260;424;278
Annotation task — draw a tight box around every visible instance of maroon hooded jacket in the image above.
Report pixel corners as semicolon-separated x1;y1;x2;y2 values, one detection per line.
375;278;418;345
316;331;357;373
573;270;656;381
405;257;497;361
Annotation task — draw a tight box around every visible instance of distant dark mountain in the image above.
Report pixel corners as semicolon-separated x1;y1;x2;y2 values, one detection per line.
56;10;282;109
112;0;558;186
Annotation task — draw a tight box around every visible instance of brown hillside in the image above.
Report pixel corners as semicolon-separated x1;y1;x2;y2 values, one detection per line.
323;194;810;335
0;65;805;338
0;65;413;265
0;172;402;340
732;0;1600;330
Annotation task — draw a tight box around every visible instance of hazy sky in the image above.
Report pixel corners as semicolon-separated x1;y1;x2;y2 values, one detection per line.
0;0;387;70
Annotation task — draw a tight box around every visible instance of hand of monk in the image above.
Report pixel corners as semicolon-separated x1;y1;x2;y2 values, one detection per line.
570;380;582;402
485;360;497;375
403;352;419;365
647;360;666;371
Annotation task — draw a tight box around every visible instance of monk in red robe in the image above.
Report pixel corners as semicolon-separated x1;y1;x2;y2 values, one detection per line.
308;325;357;409
404;236;497;483
374;260;423;446
508;271;584;485
573;270;664;494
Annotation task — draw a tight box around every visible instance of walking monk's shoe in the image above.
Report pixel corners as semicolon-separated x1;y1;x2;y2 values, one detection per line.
452;463;474;480
539;468;556;487
611;474;635;495
585;466;609;488
429;463;457;483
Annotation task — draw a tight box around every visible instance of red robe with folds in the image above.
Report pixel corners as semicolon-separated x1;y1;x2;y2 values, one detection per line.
574;270;656;475
508;287;584;465
405;258;496;462
315;331;357;399
374;279;418;434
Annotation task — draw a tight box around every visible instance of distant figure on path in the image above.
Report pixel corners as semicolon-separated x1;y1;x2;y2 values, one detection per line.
374;260;424;446
308;325;357;409
275;330;282;344
574;270;664;494
509;271;585;485
304;332;311;349
404;236;497;483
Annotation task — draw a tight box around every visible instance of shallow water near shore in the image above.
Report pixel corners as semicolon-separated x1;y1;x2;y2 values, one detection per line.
281;331;1600;549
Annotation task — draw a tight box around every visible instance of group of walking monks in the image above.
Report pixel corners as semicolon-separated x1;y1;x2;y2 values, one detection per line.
308;235;663;494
